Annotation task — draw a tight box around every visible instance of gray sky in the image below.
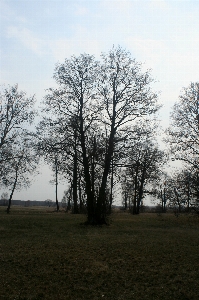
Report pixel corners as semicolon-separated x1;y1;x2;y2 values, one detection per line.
1;0;199;203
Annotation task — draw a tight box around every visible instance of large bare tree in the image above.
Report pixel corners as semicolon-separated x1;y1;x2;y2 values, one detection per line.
41;47;160;224
96;47;160;222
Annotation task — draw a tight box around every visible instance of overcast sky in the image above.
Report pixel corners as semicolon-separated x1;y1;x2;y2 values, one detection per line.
1;0;199;203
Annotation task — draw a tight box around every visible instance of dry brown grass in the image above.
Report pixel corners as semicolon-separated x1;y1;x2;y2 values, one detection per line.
0;207;199;299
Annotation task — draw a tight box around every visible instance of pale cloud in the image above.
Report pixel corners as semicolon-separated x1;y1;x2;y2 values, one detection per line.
149;0;169;10
124;35;199;119
0;0;14;21
50;36;101;62
15;16;27;24
125;36;199;85
100;0;133;12
74;4;88;15
166;52;199;86
0;0;27;23
48;24;103;61
7;26;44;55
125;37;167;68
6;23;102;63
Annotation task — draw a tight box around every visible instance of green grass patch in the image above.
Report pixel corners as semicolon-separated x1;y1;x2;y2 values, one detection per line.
0;207;199;299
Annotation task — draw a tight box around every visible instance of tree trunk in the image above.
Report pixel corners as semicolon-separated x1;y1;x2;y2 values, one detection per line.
133;164;139;215
79;95;95;224
187;173;190;212
133;177;137;215
197;172;199;203
128;195;131;211
91;136;97;212
161;190;164;212
73;132;78;214
176;194;181;213
7;166;18;214
137;167;146;214
67;182;72;212
163;188;166;212
109;157;114;214
55;157;59;211
96;102;116;224
78;176;83;213
124;191;127;210
97;133;115;224
137;182;143;214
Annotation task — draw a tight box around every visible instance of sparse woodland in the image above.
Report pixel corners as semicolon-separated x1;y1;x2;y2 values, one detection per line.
1;47;199;222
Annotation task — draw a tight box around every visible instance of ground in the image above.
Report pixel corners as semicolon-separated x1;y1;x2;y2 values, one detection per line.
0;207;199;299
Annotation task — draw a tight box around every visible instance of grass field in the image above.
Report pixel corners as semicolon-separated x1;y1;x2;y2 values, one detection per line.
0;207;199;300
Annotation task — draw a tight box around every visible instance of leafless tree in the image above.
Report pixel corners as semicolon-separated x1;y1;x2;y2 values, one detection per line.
2;133;39;213
0;84;38;212
165;82;199;208
0;84;36;180
41;47;160;224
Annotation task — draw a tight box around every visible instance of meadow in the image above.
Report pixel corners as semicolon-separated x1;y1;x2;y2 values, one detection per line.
0;207;199;300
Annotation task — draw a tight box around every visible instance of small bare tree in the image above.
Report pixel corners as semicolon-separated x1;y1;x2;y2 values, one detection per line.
0;84;38;213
